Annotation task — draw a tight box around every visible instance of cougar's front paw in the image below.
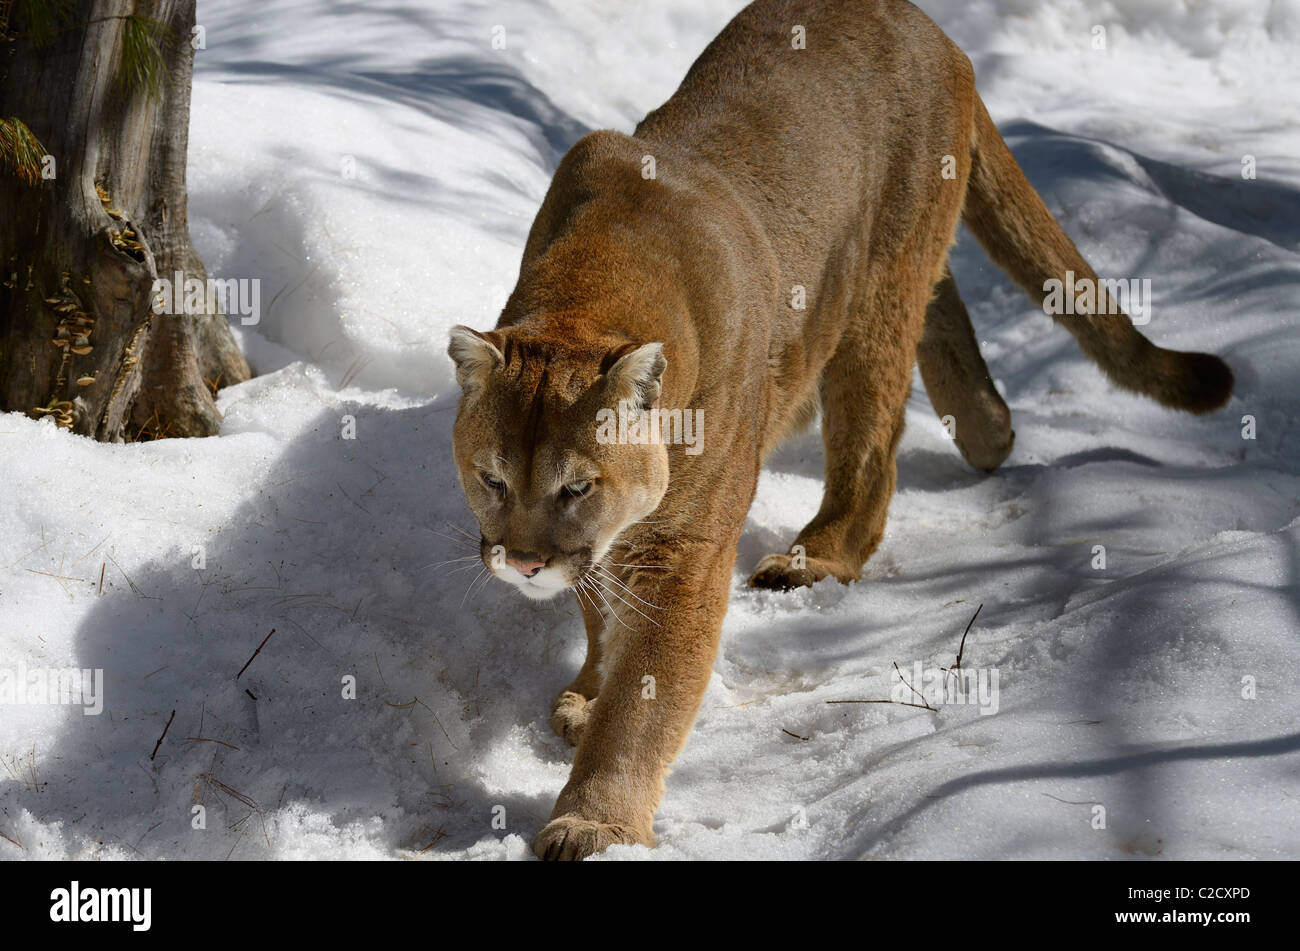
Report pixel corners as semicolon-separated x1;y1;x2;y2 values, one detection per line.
747;552;856;590
533;815;653;861
548;691;596;747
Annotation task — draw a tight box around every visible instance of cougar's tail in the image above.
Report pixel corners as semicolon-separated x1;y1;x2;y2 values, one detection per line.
961;98;1233;414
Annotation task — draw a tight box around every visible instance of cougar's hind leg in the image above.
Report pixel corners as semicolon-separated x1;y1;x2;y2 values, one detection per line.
917;266;1014;471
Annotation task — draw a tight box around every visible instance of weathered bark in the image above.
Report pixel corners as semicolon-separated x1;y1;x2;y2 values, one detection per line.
0;0;249;440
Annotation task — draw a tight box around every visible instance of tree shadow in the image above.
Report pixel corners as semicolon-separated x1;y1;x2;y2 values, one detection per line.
999;119;1300;254
0;5;603;859
202;54;589;170
723;116;1300;858
846;730;1300;857
0;395;588;858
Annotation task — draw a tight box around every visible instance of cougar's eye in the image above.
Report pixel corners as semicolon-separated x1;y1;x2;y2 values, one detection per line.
480;473;506;493
562;480;593;499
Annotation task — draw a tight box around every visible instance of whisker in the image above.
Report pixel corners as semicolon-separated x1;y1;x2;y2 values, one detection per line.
459;567;487;610
470;565;498;599
591;576;661;628
444;560;485;577
468;569;495;606
577;578;604;617
574;581;600;617
608;562;675;571
586;577;634;631
424;529;478;550
443;522;480;542
591;565;662;612
422;555;480;571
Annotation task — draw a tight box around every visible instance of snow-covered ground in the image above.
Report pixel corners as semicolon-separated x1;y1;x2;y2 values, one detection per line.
2;0;1298;859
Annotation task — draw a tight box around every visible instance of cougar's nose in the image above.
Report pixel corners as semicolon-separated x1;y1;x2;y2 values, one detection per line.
506;553;546;577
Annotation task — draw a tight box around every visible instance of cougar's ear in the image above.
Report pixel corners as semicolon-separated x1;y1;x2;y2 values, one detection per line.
603;342;666;410
448;325;505;391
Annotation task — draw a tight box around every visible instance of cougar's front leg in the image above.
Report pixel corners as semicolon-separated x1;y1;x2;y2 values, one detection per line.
549;590;605;746
749;278;921;590
534;541;733;860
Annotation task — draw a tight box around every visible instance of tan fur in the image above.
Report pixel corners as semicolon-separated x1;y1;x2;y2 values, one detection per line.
447;0;1233;860
916;266;1015;472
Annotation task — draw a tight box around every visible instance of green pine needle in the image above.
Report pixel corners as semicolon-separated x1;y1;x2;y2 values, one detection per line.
6;5;176;102
8;0;74;46
0;117;47;186
118;14;175;99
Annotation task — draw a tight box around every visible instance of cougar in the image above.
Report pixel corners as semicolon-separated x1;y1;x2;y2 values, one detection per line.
446;0;1233;860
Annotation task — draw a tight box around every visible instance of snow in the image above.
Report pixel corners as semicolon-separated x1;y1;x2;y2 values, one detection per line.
1;0;1297;859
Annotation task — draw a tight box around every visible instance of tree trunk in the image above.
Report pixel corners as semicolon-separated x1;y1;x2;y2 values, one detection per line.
0;0;249;441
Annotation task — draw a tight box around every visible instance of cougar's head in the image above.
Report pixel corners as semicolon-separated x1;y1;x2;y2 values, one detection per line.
447;325;669;601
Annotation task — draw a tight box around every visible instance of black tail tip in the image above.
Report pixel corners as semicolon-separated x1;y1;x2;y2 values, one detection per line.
1158;350;1234;414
